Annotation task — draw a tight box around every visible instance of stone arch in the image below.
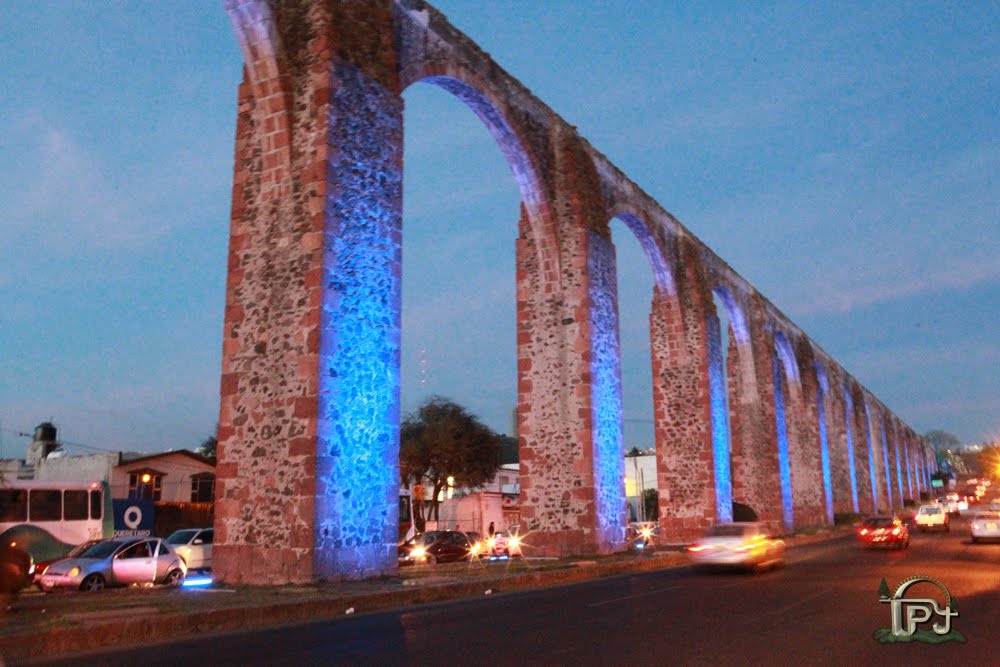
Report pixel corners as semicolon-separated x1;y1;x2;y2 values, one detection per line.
606;209;676;296
813;363;835;523
400;63;556;273
772;330;799;530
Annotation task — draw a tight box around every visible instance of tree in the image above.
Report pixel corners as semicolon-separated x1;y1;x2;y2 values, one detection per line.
400;397;502;532
924;430;963;474
197;425;218;459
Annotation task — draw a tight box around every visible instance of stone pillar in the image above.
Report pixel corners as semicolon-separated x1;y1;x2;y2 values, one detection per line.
651;240;718;542
790;353;825;527
516;130;627;556
827;384;854;515
217;0;403;584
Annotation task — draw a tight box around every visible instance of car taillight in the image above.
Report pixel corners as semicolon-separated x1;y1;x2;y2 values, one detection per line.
860;528;868;535
891;528;900;536
688;544;712;552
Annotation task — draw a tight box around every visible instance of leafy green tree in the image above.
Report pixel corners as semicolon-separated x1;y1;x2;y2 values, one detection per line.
400;397;502;532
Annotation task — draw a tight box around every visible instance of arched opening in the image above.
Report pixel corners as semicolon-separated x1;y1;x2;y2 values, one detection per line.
840;385;861;513
879;417;895;508
861;399;880;512
814;364;834;524
772;332;798;531
400;78;537;537
610;217;659;528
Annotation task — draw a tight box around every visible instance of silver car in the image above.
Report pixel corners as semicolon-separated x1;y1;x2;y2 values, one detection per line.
688;522;786;572
38;538;186;592
971;511;1000;543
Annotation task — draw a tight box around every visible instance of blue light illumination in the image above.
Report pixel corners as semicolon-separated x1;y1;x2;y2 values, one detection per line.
314;63;404;579
862;401;879;510
588;233;627;550
814;365;833;524
892;430;903;507
903;439;914;499
880;420;893;508
182;576;213;588
707;304;732;522
771;352;794;531
841;386;859;513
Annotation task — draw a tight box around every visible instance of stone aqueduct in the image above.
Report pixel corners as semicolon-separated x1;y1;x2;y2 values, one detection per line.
215;0;935;583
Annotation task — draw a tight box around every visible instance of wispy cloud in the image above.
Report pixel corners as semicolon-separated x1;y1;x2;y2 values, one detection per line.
2;119;166;254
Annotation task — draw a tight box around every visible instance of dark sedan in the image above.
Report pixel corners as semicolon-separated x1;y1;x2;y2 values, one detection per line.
398;531;474;565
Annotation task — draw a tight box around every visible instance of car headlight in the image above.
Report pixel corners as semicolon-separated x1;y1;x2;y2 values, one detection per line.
410;547;426;559
508;536;520;548
68;567;80;577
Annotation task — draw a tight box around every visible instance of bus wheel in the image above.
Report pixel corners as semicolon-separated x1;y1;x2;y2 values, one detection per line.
80;574;105;592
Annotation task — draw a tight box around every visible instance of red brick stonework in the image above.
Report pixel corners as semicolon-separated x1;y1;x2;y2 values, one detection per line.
216;0;934;583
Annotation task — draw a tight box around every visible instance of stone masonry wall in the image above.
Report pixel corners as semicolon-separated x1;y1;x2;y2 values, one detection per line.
218;0;932;581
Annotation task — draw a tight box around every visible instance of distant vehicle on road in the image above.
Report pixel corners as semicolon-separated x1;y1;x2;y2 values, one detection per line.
166;528;213;570
970;511;1000;543
857;515;909;549
687;522;785;572
397;531;474;565
37;537;186;592
915;504;949;532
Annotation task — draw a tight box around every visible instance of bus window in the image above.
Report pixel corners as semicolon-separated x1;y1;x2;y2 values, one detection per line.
64;490;89;521
0;489;27;522
90;489;103;519
29;489;62;521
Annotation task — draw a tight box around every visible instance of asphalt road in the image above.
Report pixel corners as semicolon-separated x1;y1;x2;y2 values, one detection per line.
30;517;1000;666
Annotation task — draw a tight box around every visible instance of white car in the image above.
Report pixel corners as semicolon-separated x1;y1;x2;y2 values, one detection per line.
970;511;1000;543
687;522;785;572
914;504;949;532
487;529;523;560
165;528;213;570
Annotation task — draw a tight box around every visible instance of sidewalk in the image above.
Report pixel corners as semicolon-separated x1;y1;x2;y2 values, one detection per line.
0;528;849;663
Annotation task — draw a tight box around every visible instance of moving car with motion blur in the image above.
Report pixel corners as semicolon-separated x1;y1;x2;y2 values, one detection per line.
857;515;909;549
37;537;186;592
970;511;1000;543
397;531;474;565
914;504;949;532
687;522;785;572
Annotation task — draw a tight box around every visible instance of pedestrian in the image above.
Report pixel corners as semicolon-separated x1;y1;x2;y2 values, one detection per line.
455;523;461;532
488;521;495;537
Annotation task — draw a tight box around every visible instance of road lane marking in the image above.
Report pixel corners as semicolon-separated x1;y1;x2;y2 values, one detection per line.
587;585;682;607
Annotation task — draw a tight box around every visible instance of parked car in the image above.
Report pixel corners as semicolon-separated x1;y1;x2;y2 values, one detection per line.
688;522;785;572
914;504;949;532
34;539;102;585
0;543;34;595
166;528;213;570
397;531;474;565
858;515;909;549
37;538;186;592
970;511;1000;543
487;529;523;559
464;532;485;559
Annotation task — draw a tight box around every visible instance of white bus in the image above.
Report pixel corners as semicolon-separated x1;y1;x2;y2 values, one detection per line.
0;479;113;562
